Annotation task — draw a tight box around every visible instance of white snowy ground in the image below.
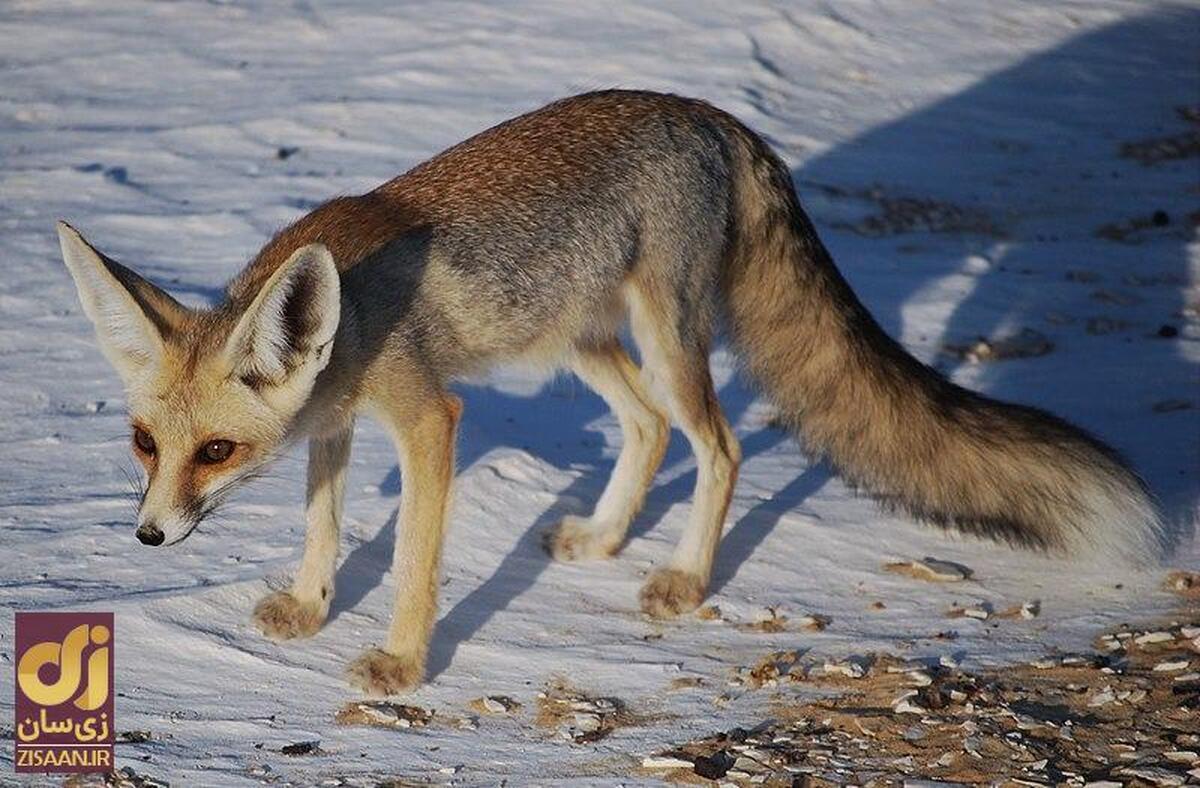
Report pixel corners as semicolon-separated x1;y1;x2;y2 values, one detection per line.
1;0;1198;784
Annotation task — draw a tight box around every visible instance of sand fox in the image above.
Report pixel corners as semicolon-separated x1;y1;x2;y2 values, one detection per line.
58;90;1162;696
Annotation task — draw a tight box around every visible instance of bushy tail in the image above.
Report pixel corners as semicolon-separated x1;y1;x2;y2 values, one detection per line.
721;132;1163;563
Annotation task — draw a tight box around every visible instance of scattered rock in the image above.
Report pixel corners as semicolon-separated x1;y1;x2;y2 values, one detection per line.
796;613;832;631
1097;208;1186;241
1153;659;1191;672
335;701;431;729
1166;571;1200;598
669;676;706;690
65;766;169;787
822;659;867;679
1119;131;1200;165
469;695;521;715
943;328;1053;362
996;600;1041;620
833;189;1002;237
947;604;991;620
642;754;694;770
1135;630;1175;646
534;680;634;744
692;749;736;780
884;557;973;582
1114;765;1187;786
893;693;927;715
1087;686;1116;706
646;611;1198;784
745;606;788;633
280;740;321;756
905;669;933;687
737;650;800;688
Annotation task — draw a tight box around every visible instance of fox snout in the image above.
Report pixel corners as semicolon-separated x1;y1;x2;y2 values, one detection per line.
134;508;187;545
134;507;202;547
135;521;166;546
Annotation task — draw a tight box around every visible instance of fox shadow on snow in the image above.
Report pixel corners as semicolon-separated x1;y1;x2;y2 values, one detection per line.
329;7;1199;679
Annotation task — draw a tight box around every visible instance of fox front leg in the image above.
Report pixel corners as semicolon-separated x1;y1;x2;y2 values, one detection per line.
253;422;354;639
347;394;460;696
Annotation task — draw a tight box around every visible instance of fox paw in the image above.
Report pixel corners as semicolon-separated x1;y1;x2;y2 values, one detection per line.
543;515;621;562
347;648;424;697
639;568;706;618
252;590;326;640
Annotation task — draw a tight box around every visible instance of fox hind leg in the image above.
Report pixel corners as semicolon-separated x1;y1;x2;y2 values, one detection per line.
627;286;740;617
254;421;354;640
545;341;669;561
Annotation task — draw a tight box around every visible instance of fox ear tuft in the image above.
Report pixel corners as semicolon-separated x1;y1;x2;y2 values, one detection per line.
57;221;186;382
226;243;340;386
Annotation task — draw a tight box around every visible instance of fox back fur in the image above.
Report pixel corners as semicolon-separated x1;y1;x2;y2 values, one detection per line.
58;90;1163;696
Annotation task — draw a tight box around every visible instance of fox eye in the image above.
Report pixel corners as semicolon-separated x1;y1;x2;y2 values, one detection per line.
198;439;235;464
133;427;156;455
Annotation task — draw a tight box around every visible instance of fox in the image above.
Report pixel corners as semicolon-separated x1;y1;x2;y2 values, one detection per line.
57;90;1163;696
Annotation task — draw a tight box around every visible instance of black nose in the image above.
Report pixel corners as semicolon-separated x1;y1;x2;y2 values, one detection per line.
136;523;165;546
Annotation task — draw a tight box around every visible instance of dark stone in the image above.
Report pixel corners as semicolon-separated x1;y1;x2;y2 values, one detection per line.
281;740;320;756
693;749;735;779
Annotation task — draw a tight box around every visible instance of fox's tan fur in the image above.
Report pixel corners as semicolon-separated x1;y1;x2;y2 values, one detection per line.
59;90;1162;696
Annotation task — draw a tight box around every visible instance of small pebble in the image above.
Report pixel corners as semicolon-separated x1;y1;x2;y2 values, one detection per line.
906;670;933;687
1153;659;1190;672
280;740;320;756
1164;751;1198;764
823;660;866;678
1115;765;1186;786
885;557;973;582
1135;630;1174;645
643;755;693;769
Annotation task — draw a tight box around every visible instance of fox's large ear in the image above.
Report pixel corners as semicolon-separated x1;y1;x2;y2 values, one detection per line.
57;221;187;382
224;243;340;388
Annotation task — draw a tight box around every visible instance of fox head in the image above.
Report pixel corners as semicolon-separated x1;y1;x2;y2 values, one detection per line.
57;222;341;546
